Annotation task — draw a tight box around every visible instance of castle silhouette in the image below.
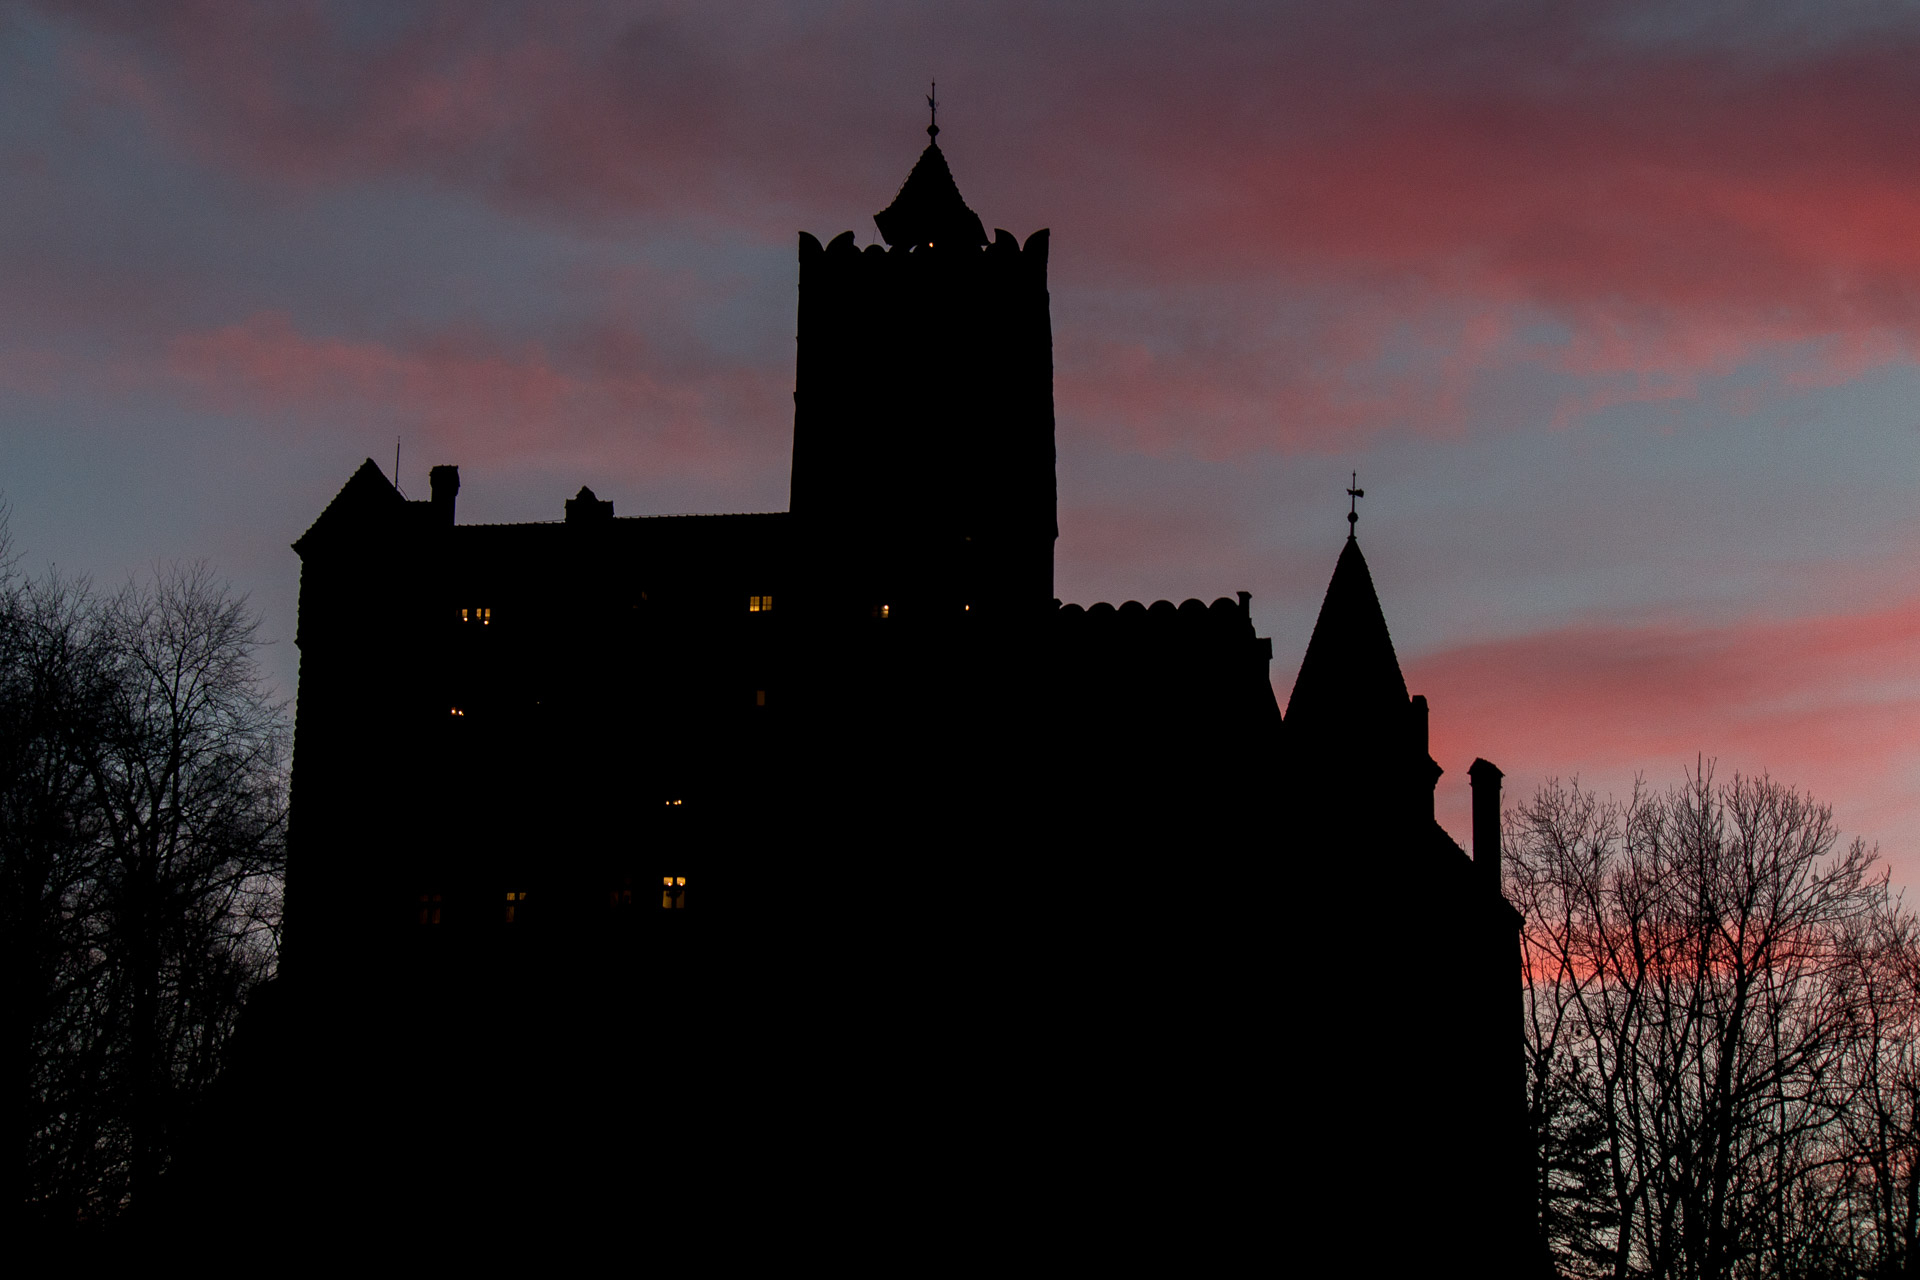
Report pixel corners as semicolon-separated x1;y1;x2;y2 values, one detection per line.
249;127;1536;1270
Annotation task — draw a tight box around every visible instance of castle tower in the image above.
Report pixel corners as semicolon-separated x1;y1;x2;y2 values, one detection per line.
1282;523;1534;1272
789;130;1056;626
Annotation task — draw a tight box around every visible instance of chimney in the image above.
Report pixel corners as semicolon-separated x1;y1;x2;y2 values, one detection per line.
429;466;459;525
1411;695;1441;821
1468;758;1504;890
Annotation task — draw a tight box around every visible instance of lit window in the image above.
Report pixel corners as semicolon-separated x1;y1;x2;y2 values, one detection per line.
873;603;890;619
662;876;686;909
504;890;526;924
460;607;492;625
755;689;767;707
417;892;443;926
749;595;772;613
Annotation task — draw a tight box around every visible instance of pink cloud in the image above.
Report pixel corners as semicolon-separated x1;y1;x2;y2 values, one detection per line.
1406;597;1920;882
1033;22;1920;439
1055;293;1520;456
160;311;784;475
40;2;807;219
36;3;1920;447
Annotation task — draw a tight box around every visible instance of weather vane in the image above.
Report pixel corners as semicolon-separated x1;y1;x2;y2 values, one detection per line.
927;81;938;139
1347;471;1364;533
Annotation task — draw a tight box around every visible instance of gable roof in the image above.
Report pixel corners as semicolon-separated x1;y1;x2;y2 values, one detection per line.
1284;536;1410;732
873;143;989;249
292;458;403;556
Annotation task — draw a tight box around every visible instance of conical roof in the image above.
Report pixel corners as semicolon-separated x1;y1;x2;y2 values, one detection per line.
1284;536;1410;732
874;143;988;249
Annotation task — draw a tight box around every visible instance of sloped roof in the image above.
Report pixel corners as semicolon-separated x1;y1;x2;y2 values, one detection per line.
292;458;402;555
1284;536;1410;731
873;143;989;249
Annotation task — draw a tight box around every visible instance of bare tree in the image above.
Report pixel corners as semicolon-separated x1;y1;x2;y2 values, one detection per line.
1;556;115;1228
1508;765;1898;1280
1827;898;1920;1276
1506;779;1637;1275
2;536;287;1230
88;563;287;1214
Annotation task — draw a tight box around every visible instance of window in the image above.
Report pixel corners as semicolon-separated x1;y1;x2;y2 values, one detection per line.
873;603;890;619
755;689;767;707
749;595;772;613
417;892;443;926
460;607;492;625
662;876;686;909
504;890;526;924
610;878;633;911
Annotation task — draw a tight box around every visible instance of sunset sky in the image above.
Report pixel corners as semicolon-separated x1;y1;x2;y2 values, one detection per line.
6;2;1920;881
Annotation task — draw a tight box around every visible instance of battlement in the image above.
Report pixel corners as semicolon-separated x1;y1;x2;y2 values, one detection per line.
1058;594;1253;632
798;227;1049;286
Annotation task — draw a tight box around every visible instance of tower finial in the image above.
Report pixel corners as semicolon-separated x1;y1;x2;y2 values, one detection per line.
1347;471;1364;536
927;81;939;140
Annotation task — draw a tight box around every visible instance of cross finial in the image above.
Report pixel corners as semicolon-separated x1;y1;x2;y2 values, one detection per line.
927;82;939;139
1347;471;1365;535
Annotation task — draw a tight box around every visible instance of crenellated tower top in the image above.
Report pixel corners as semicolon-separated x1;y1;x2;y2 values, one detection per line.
789;124;1057;624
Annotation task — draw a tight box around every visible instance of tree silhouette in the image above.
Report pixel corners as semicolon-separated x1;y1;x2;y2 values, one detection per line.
1507;765;1910;1279
1;529;286;1232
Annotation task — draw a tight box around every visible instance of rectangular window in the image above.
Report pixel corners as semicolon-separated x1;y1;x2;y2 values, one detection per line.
460;607;492;625
504;890;526;924
417;892;443;926
662;876;686;909
749;595;772;613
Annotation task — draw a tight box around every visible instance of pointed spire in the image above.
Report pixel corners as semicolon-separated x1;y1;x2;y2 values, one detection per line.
874;97;988;249
1284;536;1410;734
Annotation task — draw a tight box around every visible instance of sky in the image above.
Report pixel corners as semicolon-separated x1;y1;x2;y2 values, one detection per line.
6;0;1920;884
